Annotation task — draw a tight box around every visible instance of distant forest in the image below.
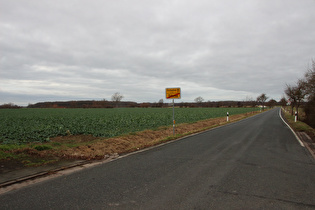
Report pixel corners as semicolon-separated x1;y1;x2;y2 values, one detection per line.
0;99;281;109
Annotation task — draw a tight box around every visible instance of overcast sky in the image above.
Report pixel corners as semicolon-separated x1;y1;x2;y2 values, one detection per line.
1;0;315;105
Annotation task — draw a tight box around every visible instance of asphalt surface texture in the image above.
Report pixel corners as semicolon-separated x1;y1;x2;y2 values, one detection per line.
0;108;314;209
0;160;87;185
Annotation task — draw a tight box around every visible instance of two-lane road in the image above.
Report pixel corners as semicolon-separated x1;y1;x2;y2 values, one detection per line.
1;108;314;209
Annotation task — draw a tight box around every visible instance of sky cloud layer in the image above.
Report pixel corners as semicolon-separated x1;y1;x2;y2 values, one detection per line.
1;0;315;105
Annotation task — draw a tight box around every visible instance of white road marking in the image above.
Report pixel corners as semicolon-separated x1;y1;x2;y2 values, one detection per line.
279;108;304;147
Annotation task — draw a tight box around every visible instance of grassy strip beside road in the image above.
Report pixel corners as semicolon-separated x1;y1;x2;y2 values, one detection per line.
282;108;315;141
1;109;260;167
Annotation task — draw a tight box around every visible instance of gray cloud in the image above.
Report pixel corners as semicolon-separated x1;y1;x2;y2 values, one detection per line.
1;0;315;105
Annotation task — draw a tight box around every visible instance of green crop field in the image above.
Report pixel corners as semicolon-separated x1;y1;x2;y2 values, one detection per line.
0;107;258;144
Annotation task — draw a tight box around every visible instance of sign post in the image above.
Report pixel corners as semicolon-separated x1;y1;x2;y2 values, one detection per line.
166;88;181;136
172;99;175;135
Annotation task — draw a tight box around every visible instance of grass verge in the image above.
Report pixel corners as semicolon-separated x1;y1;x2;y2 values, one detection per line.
282;108;315;139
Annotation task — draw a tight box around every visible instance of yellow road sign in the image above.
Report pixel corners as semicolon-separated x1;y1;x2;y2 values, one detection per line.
166;87;181;99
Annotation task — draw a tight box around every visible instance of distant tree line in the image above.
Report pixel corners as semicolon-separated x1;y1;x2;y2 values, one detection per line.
0;103;22;109
27;100;138;108
1;92;283;109
24;99;282;109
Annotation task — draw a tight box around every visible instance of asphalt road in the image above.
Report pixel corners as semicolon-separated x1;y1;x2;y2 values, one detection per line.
0;108;314;209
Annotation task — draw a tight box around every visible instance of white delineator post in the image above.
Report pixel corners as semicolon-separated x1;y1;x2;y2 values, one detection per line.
295;111;297;122
227;112;229;122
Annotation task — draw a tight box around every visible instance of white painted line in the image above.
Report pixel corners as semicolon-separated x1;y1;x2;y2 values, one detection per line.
279;108;304;147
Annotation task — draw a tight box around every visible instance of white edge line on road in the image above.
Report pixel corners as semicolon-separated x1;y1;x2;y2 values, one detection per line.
279;108;304;147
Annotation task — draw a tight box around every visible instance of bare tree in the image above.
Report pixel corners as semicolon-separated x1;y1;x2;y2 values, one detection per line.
283;59;315;126
256;93;268;110
111;92;124;107
304;60;315;99
285;85;296;115
194;96;204;107
279;97;287;107
194;96;204;103
158;99;164;107
304;60;315;126
284;81;306;118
